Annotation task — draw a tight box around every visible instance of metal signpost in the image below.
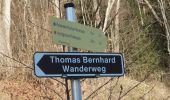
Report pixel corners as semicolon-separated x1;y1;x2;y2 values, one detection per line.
64;3;82;100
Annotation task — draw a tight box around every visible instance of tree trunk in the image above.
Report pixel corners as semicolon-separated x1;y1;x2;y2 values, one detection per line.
144;0;162;24
157;0;170;55
113;0;120;52
53;0;65;51
93;0;101;28
54;0;61;18
0;0;13;78
136;0;144;26
103;0;115;33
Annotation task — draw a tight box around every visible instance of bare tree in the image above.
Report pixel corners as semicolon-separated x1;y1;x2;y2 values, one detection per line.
113;0;120;52
93;0;101;28
54;0;61;18
0;0;13;77
0;0;12;61
136;0;144;26
103;0;115;33
157;0;170;55
143;0;162;24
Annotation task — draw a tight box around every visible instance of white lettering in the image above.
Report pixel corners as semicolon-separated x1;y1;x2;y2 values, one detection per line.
62;65;106;73
83;56;116;64
50;56;80;64
62;65;70;72
50;56;54;63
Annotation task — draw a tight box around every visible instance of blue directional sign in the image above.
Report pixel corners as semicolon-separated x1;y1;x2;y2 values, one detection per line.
34;52;125;78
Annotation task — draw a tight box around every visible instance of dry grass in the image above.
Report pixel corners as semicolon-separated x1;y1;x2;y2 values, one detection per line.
0;77;169;99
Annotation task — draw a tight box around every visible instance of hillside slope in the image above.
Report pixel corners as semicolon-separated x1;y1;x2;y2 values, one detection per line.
0;76;169;100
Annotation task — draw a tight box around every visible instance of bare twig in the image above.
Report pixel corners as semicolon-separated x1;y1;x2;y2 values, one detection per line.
143;0;162;24
93;0;102;16
108;77;119;100
118;74;150;100
28;19;52;33
0;52;33;70
85;78;115;100
65;78;70;100
0;52;66;86
136;0;144;26
0;64;33;70
35;79;64;100
138;84;156;99
48;0;60;9
51;78;66;86
118;85;123;100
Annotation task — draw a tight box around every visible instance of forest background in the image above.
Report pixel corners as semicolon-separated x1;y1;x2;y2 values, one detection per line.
0;0;170;99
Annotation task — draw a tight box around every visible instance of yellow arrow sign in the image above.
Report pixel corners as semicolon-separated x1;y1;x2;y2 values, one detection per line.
51;17;107;52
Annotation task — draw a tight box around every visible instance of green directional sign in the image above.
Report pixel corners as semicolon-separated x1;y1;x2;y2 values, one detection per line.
51;17;107;52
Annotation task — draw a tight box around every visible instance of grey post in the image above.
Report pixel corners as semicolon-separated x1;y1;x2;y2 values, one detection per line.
64;2;82;100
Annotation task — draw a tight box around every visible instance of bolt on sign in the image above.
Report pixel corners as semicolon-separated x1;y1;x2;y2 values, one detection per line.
51;17;107;52
34;52;125;78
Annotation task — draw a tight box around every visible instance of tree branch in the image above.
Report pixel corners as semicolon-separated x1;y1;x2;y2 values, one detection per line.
118;74;150;100
85;78;115;100
143;0;162;24
138;84;156;99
